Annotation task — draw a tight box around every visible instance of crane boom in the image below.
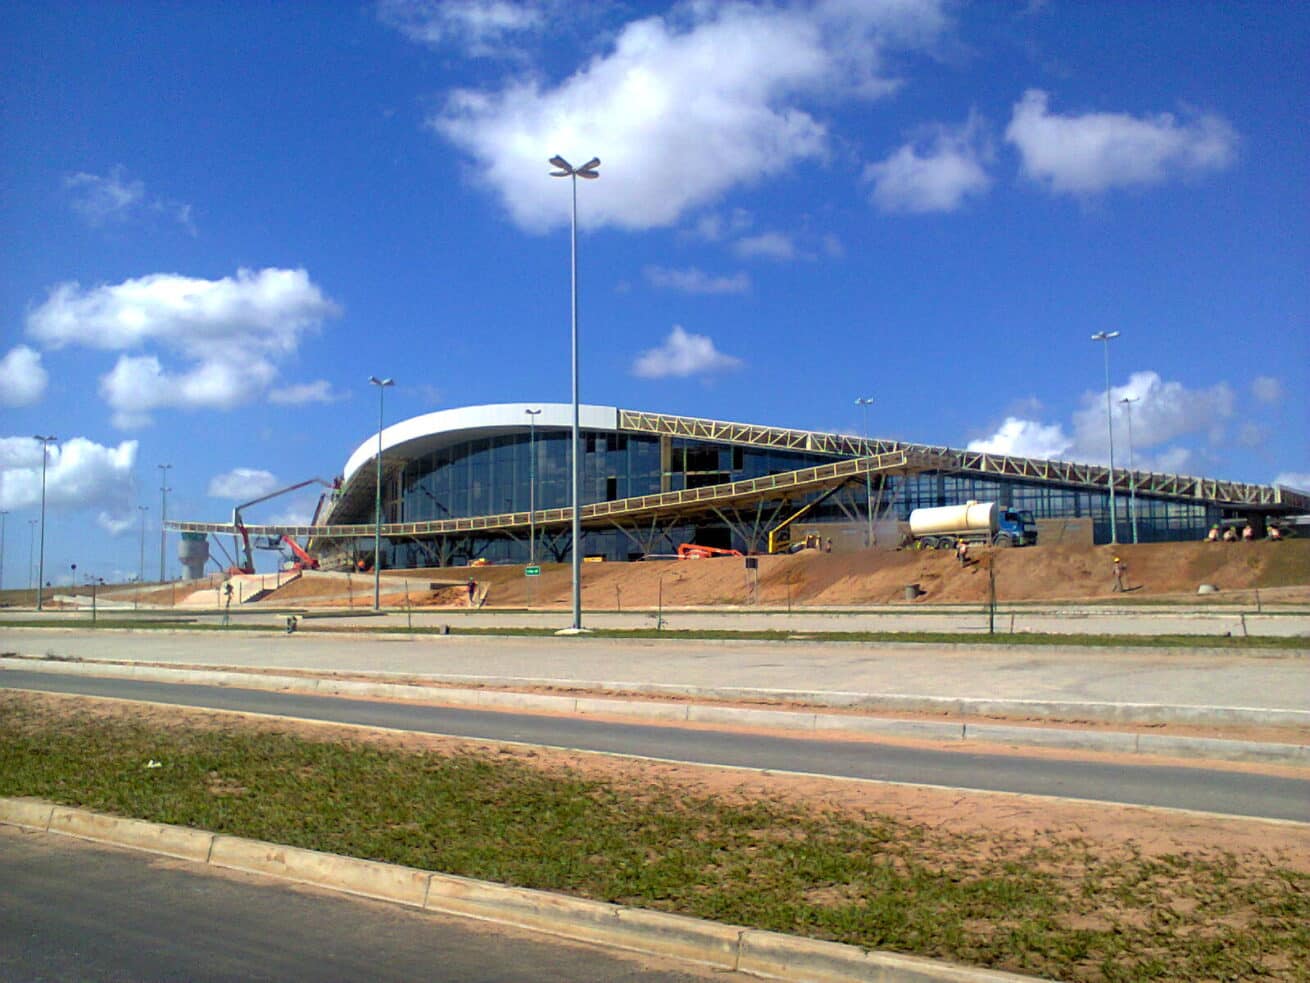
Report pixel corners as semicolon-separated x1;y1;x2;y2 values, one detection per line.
232;478;333;573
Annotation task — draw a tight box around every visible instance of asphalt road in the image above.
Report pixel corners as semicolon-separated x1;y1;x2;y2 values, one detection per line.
0;827;730;982
5;669;1307;822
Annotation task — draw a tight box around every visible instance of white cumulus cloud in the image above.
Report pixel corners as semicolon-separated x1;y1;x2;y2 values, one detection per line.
377;0;545;55
1274;472;1310;492
0;345;49;407
65;166;194;232
967;418;1072;459
0;436;138;527
208;468;280;500
734;233;797;261
865;113;992;213
632;326;743;379
1251;376;1282;404
643;266;750;295
25;267;340;428
267;380;343;405
1005;89;1237;195
430;2;949;231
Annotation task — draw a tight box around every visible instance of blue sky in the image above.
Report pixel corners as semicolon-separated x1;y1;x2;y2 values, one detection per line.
2;0;1307;583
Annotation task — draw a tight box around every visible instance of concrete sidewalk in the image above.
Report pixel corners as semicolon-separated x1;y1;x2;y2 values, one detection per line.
3;627;1307;727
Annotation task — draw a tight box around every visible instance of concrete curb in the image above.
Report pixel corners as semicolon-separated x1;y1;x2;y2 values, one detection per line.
1;798;1036;982
3;656;1306;765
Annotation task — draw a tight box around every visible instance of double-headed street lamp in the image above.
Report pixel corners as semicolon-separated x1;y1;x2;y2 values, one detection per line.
34;435;56;611
854;396;875;547
1090;331;1120;545
137;505;149;602
1119;395;1140;545
158;463;172;581
369;375;395;612
525;408;542;567
549;154;600;634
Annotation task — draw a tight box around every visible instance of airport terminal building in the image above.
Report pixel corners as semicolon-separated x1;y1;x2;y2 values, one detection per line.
262;402;1310;570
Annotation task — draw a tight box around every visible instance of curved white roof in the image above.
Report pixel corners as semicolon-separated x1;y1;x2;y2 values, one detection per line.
343;402;619;483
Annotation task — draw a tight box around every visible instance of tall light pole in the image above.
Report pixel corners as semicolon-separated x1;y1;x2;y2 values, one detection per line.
1091;331;1120;545
854;396;875;548
0;510;7;592
137;505;149;591
34;435;56;611
549;154;600;633
28;519;37;591
1120;396;1140;545
158;464;172;581
525;408;541;566
368;375;394;612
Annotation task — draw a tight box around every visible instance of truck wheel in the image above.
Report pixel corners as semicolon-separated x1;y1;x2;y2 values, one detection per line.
993;534;1012;548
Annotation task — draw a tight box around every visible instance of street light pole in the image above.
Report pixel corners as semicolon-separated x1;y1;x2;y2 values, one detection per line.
549;154;600;633
368;375;394;612
1120;396;1140;545
137;505;149;602
27;519;37;591
158;464;172;581
0;510;7;592
1090;331;1120;545
525;408;541;566
34;435;56;611
854;396;874;548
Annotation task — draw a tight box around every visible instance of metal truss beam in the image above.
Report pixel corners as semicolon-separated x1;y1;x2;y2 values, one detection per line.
618;409;1309;510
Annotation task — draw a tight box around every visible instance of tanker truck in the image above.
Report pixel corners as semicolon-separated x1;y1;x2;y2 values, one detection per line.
908;501;1037;550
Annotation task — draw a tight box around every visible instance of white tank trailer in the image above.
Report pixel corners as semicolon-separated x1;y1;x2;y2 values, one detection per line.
908;501;1038;549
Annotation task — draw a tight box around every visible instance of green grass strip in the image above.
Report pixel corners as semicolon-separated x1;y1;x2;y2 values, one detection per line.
3;694;1306;982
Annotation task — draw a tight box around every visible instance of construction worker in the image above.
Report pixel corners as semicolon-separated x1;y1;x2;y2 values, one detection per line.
1269;524;1283;541
1112;555;1127;592
1222;526;1237;542
1242;523;1254;541
467;577;477;607
1206;525;1220;542
956;540;970;566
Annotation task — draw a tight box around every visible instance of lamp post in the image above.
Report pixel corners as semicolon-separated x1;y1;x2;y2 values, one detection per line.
549;153;600;633
0;510;7;592
368;375;394;612
1090;331;1120;545
1120;396;1140;544
158;464;172;582
34;435;56;611
27;519;37;591
854;396;875;547
525;408;542;566
137;505;149;605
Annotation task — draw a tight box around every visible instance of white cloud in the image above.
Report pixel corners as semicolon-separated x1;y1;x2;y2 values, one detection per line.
967;418;1072;459
267;380;342;405
1274;472;1310;492
643;266;750;295
65;166;194;233
430;2;948;231
1251;376;1282;404
632;325;743;379
1005;89;1237;195
26;268;340;428
691;209;754;242
1070;371;1234;460
734;232;797;261
864;113;992;213
377;0;545;55
0;436;137;522
208;468;280;500
0;345;48;407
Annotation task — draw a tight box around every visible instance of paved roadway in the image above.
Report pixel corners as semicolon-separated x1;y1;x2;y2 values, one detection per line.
3;627;1307;715
0;827;730;983
5;669;1307;822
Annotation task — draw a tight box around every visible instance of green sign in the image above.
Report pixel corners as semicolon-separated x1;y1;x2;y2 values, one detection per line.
525;566;541;577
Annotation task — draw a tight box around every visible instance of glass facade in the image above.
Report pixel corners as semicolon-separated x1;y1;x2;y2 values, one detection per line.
379;427;1225;567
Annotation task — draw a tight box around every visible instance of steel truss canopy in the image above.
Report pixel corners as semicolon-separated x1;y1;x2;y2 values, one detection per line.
166;404;1310;544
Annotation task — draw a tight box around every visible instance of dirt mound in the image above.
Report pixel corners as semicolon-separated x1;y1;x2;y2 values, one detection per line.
252;539;1310;610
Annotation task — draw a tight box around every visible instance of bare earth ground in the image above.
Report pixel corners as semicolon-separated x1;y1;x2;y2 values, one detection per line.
259;539;1310;610
11;690;1308;877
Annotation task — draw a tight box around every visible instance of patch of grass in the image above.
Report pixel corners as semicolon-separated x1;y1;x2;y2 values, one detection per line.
2;694;1306;982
